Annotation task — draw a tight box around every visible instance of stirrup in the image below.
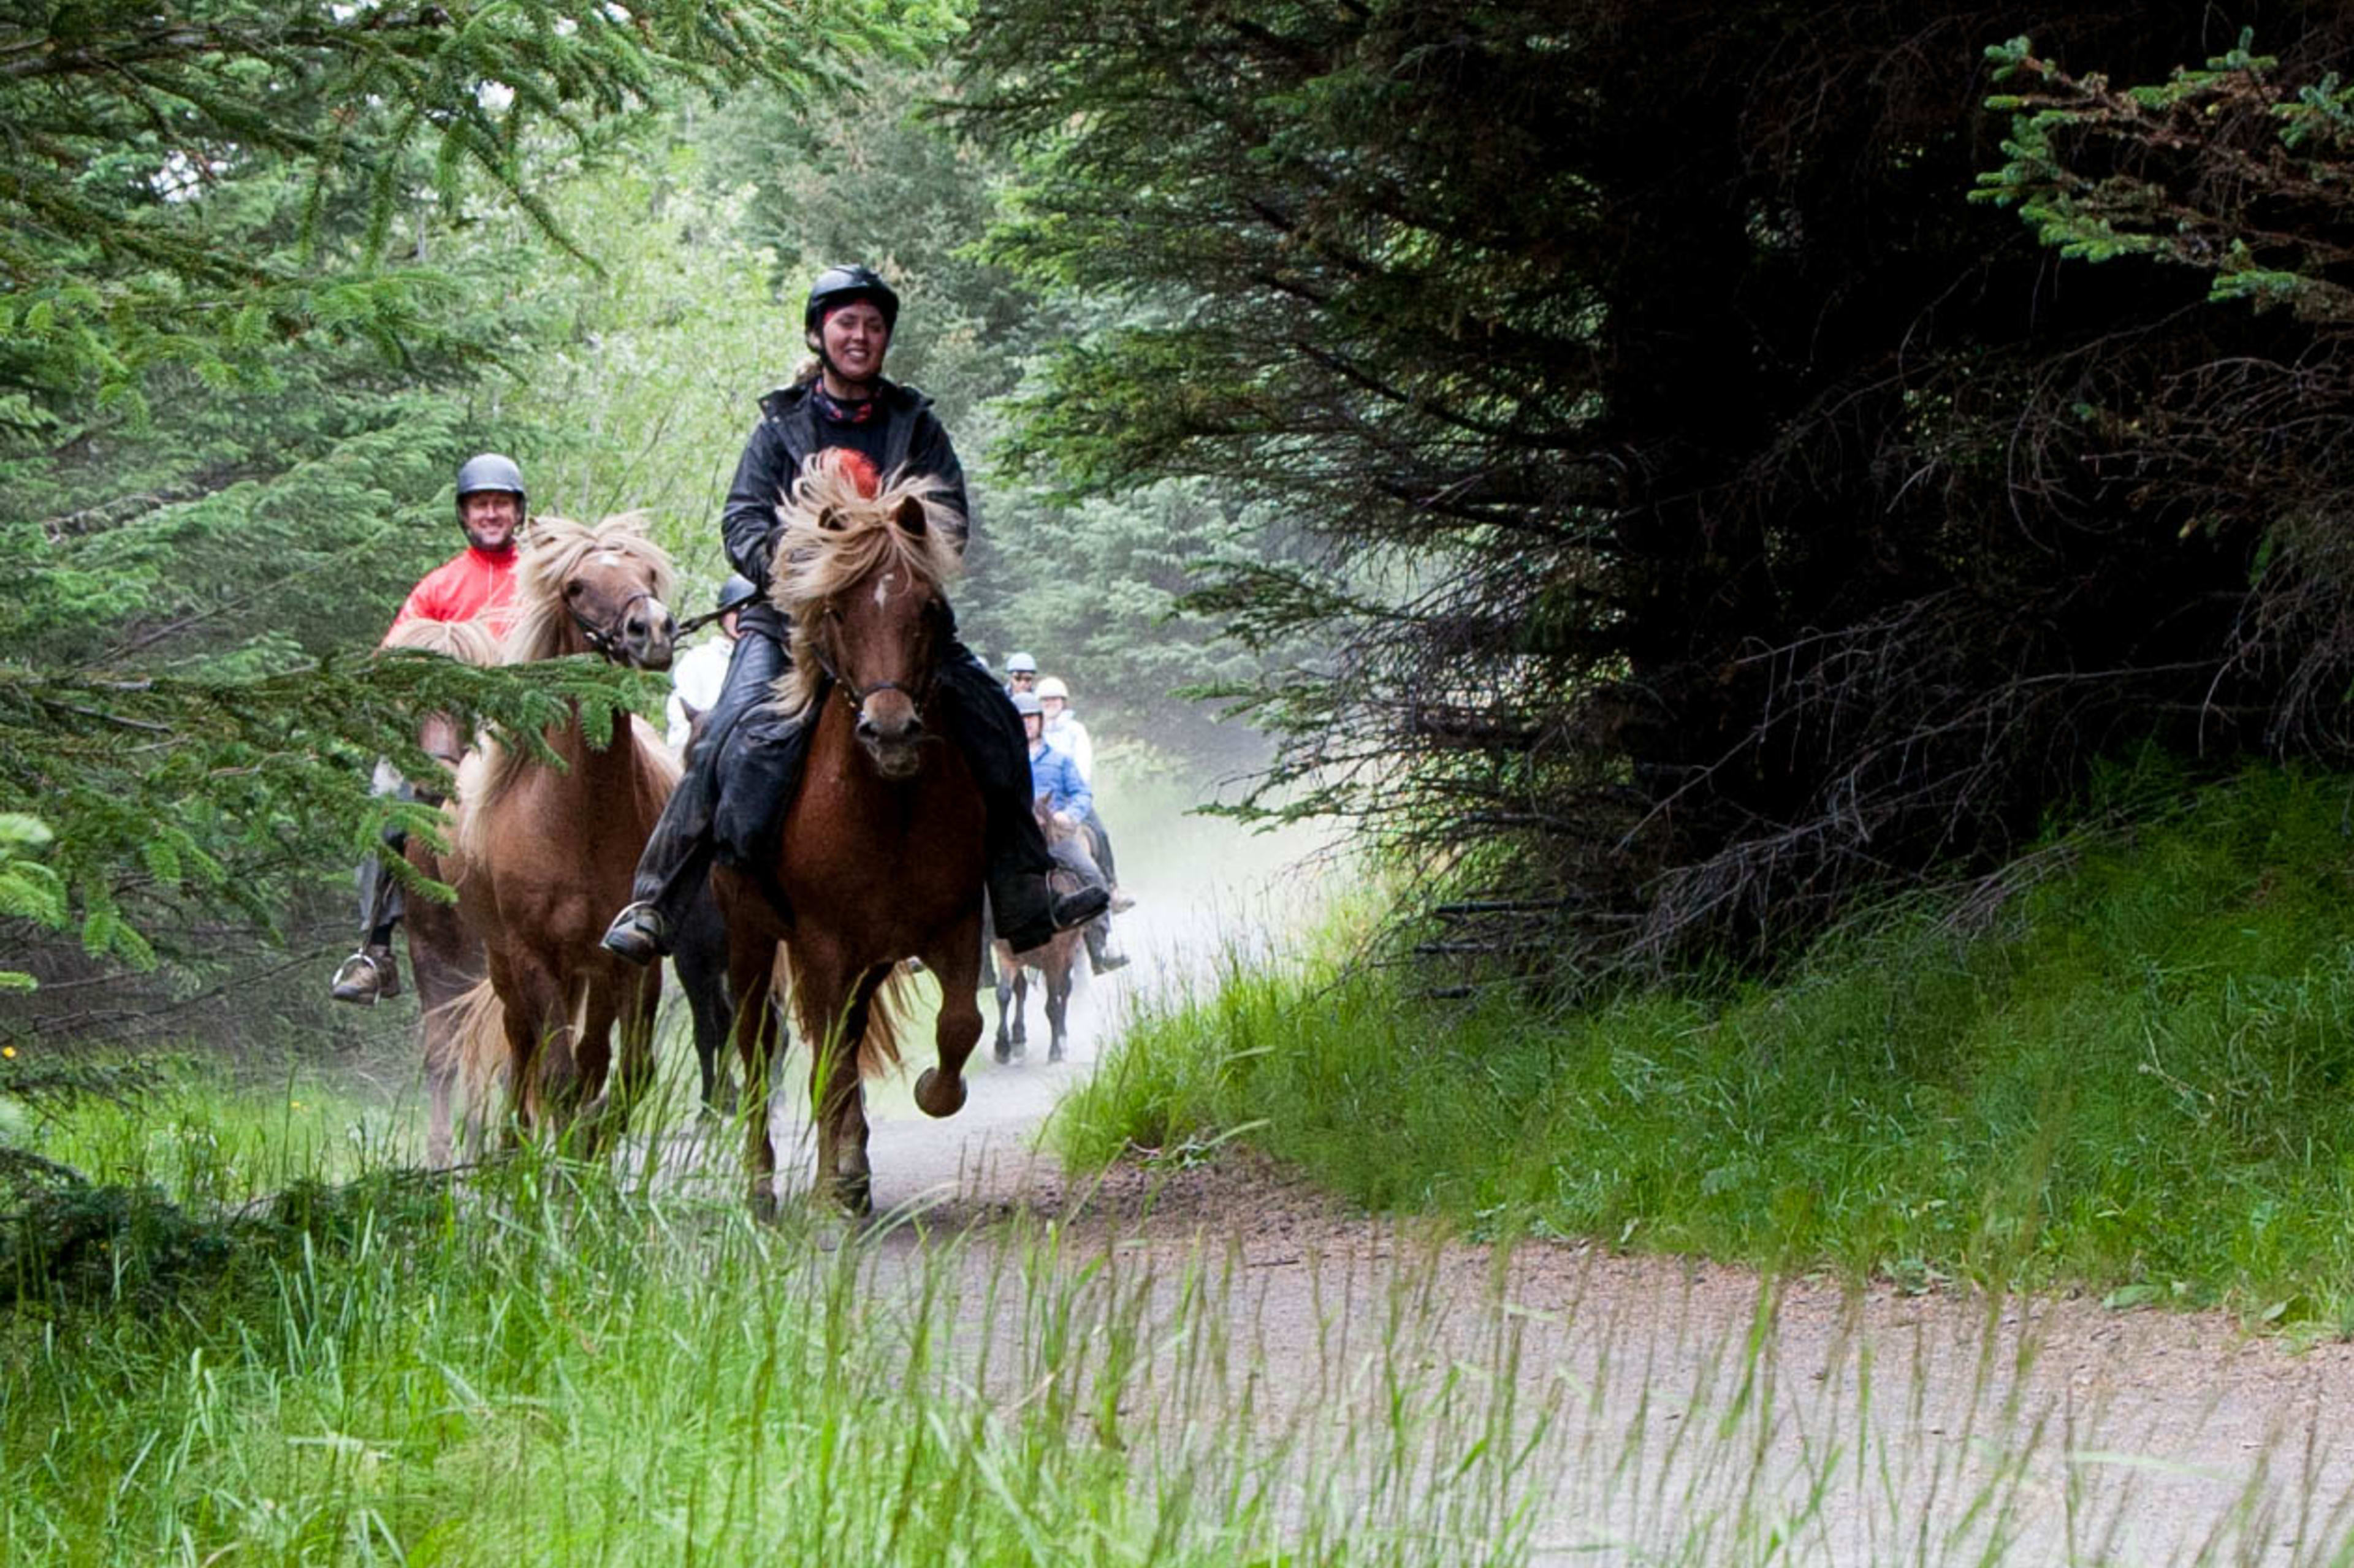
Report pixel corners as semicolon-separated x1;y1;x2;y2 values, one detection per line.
329;946;398;1005
600;901;671;966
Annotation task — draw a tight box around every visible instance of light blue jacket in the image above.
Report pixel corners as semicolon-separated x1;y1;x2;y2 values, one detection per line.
1025;739;1094;818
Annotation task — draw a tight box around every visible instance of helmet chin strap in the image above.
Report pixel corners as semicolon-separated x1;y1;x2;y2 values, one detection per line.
809;323;885;397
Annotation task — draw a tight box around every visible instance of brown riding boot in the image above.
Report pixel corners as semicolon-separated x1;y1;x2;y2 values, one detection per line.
329;943;401;1005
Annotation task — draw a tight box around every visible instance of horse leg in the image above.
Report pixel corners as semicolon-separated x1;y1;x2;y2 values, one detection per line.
992;940;1016;1064
915;913;986;1120
576;965;658;1154
675;894;739;1120
837;965;898;1214
805;961;886;1216
726;927;784;1221
600;964;661;1140
1046;957;1072;1065
688;963;737;1121
502;960;567;1141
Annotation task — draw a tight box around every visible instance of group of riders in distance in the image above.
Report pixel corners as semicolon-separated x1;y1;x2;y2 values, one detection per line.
327;263;1131;1029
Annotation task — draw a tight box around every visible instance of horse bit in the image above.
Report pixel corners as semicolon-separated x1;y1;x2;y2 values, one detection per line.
571;588;661;663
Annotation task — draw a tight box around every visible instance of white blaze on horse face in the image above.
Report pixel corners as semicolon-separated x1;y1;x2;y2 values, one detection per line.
593;552;625;568
874;571;897;610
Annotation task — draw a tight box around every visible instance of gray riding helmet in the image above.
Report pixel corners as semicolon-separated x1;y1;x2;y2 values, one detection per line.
717;573;758;611
1010;690;1045;716
454;452;526;518
1005;651;1038;675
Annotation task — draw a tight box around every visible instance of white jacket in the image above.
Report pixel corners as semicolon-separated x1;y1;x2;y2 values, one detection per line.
665;636;734;749
1045;709;1095;783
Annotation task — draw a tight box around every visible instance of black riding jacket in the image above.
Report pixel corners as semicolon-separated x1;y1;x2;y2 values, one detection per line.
720;378;972;642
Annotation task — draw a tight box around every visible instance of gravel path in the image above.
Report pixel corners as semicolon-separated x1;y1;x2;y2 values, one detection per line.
738;808;2354;1565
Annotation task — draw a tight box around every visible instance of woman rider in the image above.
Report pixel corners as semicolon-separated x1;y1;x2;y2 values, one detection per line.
601;264;1107;964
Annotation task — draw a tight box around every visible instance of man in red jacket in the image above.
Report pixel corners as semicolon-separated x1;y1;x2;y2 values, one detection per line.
329;454;526;1003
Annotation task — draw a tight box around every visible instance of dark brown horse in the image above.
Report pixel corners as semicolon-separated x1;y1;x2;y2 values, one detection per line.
379;615;500;1165
714;457;985;1217
449;515;679;1143
992;798;1085;1065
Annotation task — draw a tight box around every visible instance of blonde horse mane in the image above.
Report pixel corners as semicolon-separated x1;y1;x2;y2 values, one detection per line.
383;614;501;667
500;513;676;666
455;514;679;862
767;461;964;712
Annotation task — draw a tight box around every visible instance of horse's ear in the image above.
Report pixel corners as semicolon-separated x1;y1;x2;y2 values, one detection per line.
893;497;928;538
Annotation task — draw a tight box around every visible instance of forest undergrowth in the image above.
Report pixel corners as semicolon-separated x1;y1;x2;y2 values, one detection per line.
1057;762;2354;1332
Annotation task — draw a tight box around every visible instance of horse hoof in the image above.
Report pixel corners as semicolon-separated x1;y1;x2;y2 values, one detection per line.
751;1190;779;1226
1049;1042;1064;1064
913;1067;967;1118
993;1037;1011;1065
832;1174;873;1217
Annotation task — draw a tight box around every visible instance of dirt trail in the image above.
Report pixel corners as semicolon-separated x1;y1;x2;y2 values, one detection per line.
753;801;2354;1565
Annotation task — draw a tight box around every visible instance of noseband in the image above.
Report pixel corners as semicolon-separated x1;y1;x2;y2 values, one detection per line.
571;588;660;663
809;611;937;726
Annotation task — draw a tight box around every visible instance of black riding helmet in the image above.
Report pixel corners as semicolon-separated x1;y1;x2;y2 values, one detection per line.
803;265;900;337
717;573;758;612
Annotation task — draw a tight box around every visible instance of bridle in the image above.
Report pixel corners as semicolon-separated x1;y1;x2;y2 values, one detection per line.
571;588;661;663
806;601;939;725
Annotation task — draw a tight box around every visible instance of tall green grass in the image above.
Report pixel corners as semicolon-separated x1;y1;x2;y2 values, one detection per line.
8;974;2354;1561
1056;764;2354;1326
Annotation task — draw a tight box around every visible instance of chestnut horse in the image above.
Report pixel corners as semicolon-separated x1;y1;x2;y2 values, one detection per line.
378;615;501;1165
449;515;679;1143
714;459;986;1217
992;799;1085;1065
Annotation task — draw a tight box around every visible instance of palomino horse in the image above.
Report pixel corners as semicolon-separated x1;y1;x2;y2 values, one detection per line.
714;457;986;1217
992;799;1086;1065
379;615;500;1165
449;515;679;1142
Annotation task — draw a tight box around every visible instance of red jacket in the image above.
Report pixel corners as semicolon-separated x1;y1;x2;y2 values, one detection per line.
383;544;520;642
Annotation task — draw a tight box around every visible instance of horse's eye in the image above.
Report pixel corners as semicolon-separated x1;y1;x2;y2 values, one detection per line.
565;581;584;598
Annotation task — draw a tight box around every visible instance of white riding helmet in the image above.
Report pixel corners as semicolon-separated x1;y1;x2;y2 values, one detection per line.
1035;676;1070;701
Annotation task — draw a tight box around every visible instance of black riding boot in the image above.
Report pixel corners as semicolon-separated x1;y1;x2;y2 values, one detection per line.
330;825;408;1004
1083;917;1130;976
935;650;1110;951
603;626;790;963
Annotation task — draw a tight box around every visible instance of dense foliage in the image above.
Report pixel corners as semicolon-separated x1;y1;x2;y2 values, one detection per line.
0;0;931;1030
1061;761;2354;1323
696;69;1297;770
957;1;2354;978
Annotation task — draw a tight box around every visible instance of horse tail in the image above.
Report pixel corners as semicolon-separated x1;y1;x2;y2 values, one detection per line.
860;967;918;1077
445;976;512;1117
775;946;907;1079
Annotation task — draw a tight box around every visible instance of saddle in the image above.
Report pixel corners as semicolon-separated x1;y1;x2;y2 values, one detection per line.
711;688;819;874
